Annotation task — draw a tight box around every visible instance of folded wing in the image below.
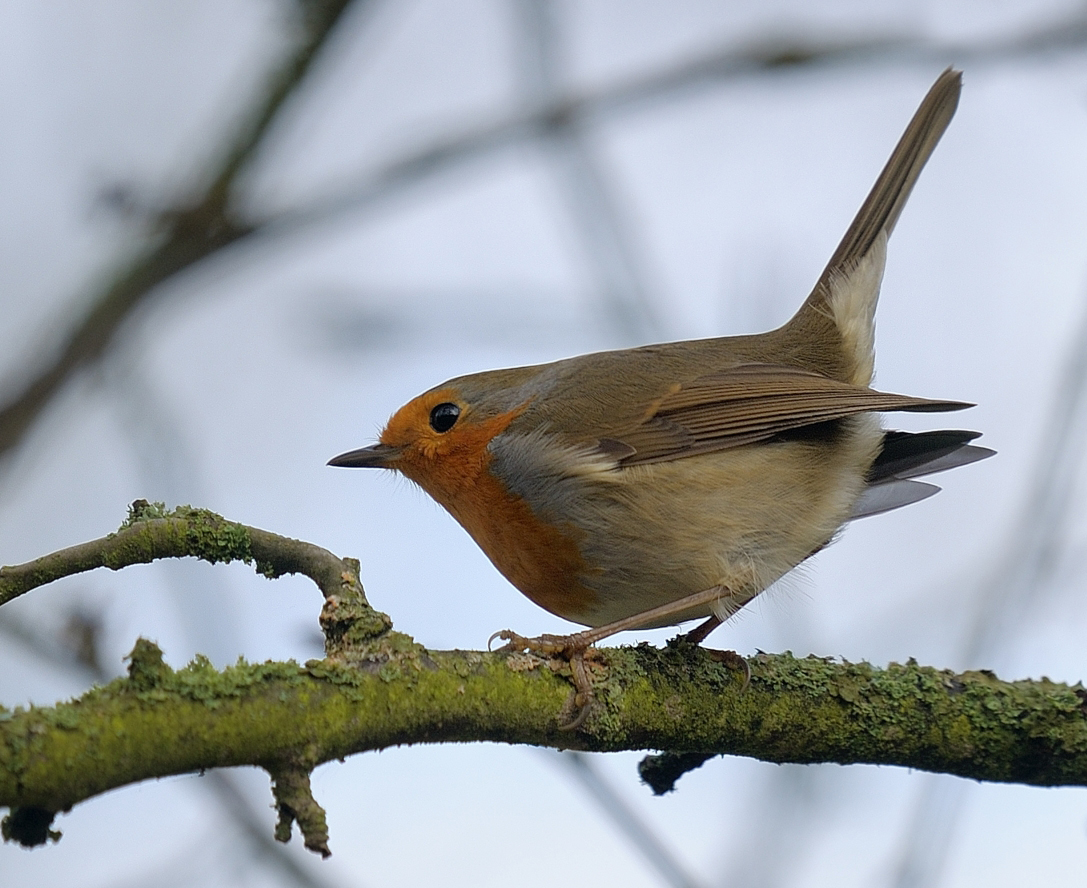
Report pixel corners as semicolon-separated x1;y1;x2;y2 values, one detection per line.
602;363;971;467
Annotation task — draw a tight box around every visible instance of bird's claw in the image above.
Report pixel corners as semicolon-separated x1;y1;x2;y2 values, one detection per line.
489;629;593;656
489;629;600;729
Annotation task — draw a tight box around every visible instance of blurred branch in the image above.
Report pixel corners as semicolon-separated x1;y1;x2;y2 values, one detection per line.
553;750;707;888
6;7;1087;460
267;9;1087;235
0;0;361;461
3;506;1087;857
515;0;663;341
889;276;1087;886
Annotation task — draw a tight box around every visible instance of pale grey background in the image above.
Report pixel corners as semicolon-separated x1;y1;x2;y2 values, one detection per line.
2;1;1087;886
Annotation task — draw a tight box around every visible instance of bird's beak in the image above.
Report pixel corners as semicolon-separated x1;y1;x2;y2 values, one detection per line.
327;443;401;468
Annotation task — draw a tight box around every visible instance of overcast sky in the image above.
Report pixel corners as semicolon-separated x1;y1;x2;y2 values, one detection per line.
3;2;1087;886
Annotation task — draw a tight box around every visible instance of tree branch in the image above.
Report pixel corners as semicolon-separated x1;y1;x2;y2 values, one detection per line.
2;504;1087;855
0;499;375;611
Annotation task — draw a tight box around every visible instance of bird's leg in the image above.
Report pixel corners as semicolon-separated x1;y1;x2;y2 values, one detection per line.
490;585;732;653
679;611;751;689
683;614;723;645
491;585;741;728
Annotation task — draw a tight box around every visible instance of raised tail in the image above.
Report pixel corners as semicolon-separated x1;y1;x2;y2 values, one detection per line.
782;69;962;386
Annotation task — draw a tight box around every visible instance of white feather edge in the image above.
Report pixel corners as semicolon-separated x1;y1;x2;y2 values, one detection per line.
827;230;887;387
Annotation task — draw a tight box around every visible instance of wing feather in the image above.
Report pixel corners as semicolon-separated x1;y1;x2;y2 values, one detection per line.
609;363;971;467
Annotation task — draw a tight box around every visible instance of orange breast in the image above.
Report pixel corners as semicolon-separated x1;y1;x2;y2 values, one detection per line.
387;400;597;623
441;468;596;622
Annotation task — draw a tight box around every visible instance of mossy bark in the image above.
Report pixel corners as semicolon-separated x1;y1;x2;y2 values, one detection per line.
3;637;1087;815
3;503;1087;854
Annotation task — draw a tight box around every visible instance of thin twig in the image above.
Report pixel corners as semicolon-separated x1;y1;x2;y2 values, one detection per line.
0;500;367;607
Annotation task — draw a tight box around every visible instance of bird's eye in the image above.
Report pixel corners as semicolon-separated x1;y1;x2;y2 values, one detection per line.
429;403;461;433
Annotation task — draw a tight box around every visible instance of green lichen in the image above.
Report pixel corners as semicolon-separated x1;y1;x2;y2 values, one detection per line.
176;508;252;566
115;502;254;569
320;595;394;654
125;638;171;690
4;633;1087;846
120;499;170;528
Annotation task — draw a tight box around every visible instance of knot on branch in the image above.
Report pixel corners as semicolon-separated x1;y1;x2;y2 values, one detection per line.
158;196;249;248
320;592;393;656
124;498;168;524
2;806;60;847
269;765;329;858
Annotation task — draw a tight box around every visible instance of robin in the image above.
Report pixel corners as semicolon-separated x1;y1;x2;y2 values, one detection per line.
330;68;990;710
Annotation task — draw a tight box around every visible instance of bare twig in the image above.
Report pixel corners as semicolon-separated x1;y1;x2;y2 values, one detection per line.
0;500;370;609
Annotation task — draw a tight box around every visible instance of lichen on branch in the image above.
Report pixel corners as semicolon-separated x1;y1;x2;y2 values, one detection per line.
3;503;1087;857
0;500;374;609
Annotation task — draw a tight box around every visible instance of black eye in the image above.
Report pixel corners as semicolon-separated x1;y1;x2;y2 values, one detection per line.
429;403;461;433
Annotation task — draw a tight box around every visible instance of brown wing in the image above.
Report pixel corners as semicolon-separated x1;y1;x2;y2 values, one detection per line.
603;364;971;467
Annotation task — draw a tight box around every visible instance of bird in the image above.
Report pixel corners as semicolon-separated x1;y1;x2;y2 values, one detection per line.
330;68;990;680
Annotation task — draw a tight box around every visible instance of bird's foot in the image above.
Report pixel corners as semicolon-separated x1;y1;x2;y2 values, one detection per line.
490;629;603;730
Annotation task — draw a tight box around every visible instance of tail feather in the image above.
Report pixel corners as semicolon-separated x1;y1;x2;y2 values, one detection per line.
866;429;992;483
783;69;962;385
850;428;994;521
813;69;961;289
851;479;940;520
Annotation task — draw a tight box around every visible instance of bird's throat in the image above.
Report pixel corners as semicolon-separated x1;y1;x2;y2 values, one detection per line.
396;420;597;624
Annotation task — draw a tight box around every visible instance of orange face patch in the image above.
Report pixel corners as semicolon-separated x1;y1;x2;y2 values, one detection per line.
380;389;596;622
380;388;522;494
380;388;461;449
